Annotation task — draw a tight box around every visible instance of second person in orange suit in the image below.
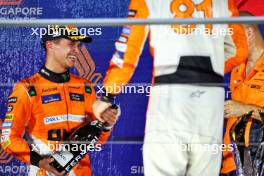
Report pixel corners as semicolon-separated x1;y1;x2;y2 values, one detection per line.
222;11;264;175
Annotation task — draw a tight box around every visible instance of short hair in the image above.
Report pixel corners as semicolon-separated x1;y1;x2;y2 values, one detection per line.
42;38;62;51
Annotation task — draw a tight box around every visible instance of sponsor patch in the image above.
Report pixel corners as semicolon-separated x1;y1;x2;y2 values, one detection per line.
122;26;131;35
5;114;14;121
118;35;128;43
111;53;124;68
1;135;9;143
28;86;37;96
42;87;57;93
250;84;261;89
85;85;92;94
69;93;84;101
41;94;61;104
2;122;12;128
115;51;125;59
2;129;11;135
8;97;17;104
44;114;85;125
40;68;50;77
68;86;80;89
7;105;13;113
115;42;127;52
1;139;11;149
128;9;137;17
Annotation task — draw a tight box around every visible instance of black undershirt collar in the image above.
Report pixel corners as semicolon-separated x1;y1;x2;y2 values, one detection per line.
38;66;70;83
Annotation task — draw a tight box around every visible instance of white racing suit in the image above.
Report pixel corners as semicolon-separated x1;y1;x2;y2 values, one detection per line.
103;0;248;175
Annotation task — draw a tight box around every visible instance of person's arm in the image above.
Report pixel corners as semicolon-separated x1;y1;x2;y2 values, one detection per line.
1;82;68;175
1;83;37;164
93;0;150;119
224;0;248;73
224;100;264;120
85;83;119;144
97;106;120;144
103;0;150;94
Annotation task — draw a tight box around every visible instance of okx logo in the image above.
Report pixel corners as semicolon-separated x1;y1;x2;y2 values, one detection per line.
0;0;23;5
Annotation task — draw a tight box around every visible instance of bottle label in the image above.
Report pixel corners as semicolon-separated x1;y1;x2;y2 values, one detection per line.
90;120;103;129
52;151;74;167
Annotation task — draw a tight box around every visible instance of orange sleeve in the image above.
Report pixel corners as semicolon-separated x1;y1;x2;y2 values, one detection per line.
1;83;31;164
103;0;150;94
97;130;112;145
224;0;248;73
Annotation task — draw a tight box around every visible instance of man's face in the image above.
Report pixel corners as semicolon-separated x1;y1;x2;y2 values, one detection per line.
50;38;81;69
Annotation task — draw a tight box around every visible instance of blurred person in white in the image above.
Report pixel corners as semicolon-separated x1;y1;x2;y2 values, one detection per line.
93;0;248;175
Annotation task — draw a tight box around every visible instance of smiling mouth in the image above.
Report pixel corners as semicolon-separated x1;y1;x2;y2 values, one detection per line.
68;55;77;61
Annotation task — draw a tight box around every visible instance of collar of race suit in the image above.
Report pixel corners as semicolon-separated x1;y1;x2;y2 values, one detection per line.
39;66;70;83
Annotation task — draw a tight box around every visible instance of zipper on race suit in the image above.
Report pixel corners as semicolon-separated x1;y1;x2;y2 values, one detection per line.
62;83;70;131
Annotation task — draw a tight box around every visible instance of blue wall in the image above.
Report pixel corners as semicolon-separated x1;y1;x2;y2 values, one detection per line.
0;1;263;175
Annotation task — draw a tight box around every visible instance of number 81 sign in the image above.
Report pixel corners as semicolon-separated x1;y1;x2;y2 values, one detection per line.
170;0;213;34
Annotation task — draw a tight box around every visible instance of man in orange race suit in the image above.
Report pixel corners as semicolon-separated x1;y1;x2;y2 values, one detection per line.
1;26;120;176
92;0;248;175
222;11;264;175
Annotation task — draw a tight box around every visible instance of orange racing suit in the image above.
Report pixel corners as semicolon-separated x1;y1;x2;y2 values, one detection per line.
222;53;264;174
1;66;111;176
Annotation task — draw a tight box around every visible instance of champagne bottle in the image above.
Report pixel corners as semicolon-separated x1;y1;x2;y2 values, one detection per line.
49;120;104;173
49;104;118;173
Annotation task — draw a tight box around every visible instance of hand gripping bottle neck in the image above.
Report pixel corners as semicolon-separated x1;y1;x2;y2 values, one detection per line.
49;105;117;174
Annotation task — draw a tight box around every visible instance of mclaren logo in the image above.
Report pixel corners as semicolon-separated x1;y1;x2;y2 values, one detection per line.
0;0;22;5
75;46;102;84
